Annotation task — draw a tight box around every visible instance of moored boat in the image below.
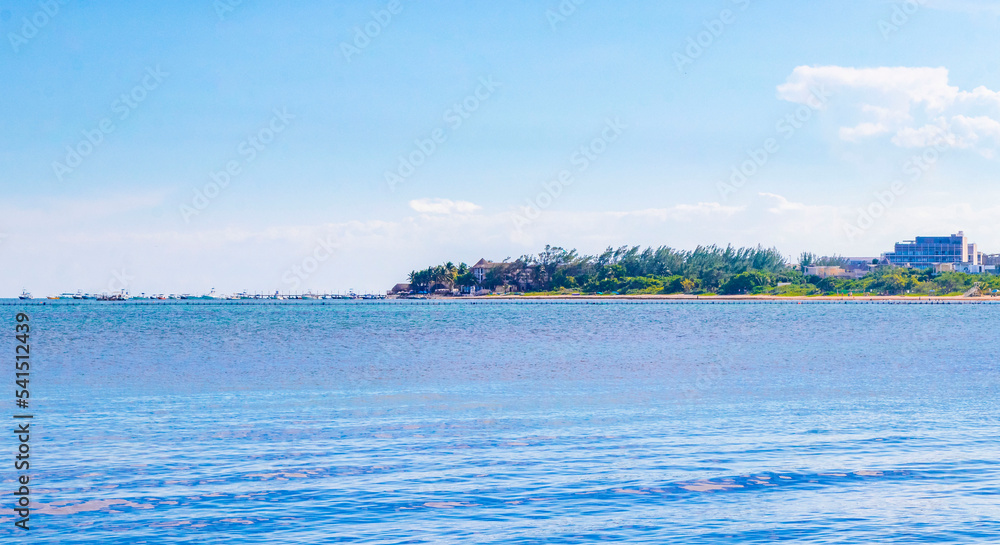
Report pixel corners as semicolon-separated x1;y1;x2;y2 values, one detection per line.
182;289;222;300
97;291;130;301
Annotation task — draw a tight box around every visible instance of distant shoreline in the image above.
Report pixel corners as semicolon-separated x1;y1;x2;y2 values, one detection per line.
483;294;1000;302
3;295;998;305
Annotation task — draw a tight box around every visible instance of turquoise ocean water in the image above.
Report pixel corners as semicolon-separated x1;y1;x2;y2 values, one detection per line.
2;300;998;543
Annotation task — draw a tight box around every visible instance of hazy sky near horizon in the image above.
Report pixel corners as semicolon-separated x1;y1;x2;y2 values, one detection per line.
3;0;1000;294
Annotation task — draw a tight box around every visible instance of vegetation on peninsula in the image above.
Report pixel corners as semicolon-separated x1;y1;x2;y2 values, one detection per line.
406;244;1000;296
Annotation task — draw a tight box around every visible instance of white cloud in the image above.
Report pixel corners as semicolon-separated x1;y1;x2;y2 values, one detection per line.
778;66;1000;156
408;198;482;215
7;193;1000;296
777;66;963;112
0;192;169;226
609;202;745;221
890;121;953;148
760;192;810;213
667;202;745;216
840;122;889;142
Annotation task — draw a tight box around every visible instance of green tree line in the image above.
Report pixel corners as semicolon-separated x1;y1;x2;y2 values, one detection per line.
406;244;1000;296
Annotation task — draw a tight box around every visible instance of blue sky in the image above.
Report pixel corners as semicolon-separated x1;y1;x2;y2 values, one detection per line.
3;0;1000;294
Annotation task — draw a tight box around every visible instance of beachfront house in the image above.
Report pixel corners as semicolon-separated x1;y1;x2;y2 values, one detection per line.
388;283;412;295
843;257;878;278
471;259;500;284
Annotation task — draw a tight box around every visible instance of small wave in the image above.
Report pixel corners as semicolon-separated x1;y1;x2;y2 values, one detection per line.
667;469;914;495
36;498;155;515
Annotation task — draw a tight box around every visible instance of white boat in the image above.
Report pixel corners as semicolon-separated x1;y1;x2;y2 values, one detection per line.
18;289;32;300
187;289;223;300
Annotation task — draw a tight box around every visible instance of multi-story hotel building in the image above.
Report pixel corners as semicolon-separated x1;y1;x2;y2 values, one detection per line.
883;231;987;270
